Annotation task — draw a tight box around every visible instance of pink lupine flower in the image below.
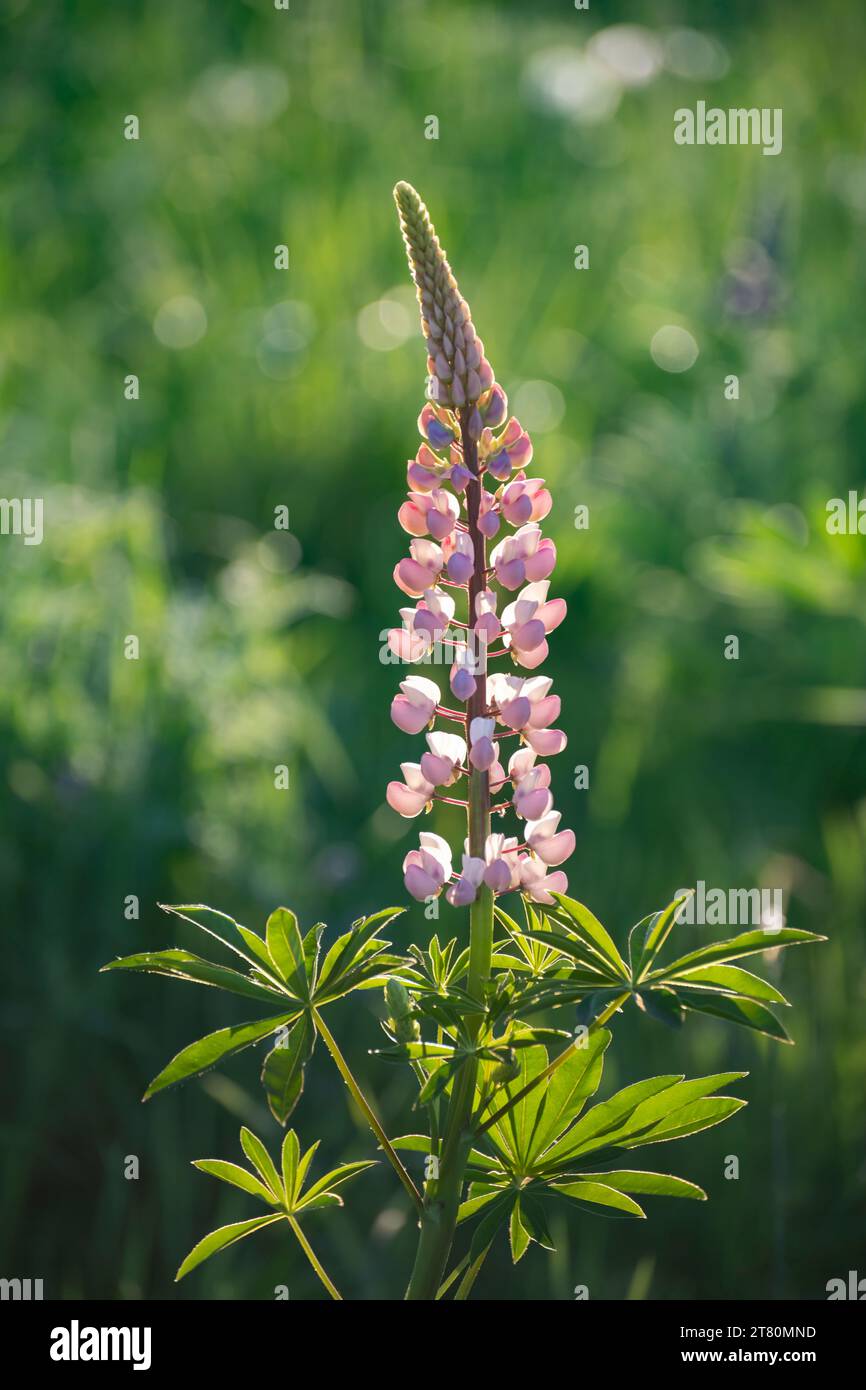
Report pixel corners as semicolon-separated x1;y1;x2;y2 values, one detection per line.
519;856;569;904
390;182;575;912
501;581;567;669
481;383;508;429
420;730;466;786
442;532;474;584
524;725;568;757
389;588;456;662
418;402;455;451
387;764;436;818
391;675;440;734
482;833;521;893
487;672;532;731
487;418;533;481
398;488;460;541
477;488;500;538
490;524;556;591
407;443;447;493
501;473;552;526
395;538;445;596
449;462;474;492
450;648;478;701
403;832;453;901
446;853;485;906
447;833;520;904
522;675;560;729
513;763;553;822
468;716;497;771
473;589;501;643
525;811;576;866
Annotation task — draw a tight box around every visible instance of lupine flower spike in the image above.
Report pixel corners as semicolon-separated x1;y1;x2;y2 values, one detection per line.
390;183;573;907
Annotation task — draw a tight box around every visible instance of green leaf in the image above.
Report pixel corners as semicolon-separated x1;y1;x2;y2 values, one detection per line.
608;1072;746;1141
537;1074;683;1169
236;925;279;974
669;963;789;1006
240;1127;284;1200
469;1192;514;1262
294;1140;321;1198
547;893;630;978
620;1096;747;1147
417;1057;463;1107
457;1189;504;1224
158;903;276;978
552;1179;646;1218
266;908;309;998
296;1192;343;1212
575;1169;706;1200
635;986;685;1028
191;1160;280;1206
676;991;792;1042
526;1030;611;1161
100;950;287;1004
301;1160;377;1204
281;1130;301;1206
315;908;405;999
487;1045;549;1166
650;928;824;978
633;895;691;980
520;930;623;982
509;1198;532;1263
261;1013;315;1125
519;1193;556;1251
143;1012;298;1099
175;1214;283;1281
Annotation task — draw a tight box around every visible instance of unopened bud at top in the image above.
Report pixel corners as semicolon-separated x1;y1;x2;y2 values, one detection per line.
394;181;496;411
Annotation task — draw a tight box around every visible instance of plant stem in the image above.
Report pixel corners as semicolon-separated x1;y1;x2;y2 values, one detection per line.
312;1008;422;1212
475;990;631;1137
286;1213;343;1301
405;410;493;1301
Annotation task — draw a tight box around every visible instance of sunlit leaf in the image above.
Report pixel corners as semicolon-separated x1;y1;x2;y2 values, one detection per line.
175;1214;284;1281
100;949;287;1004
143;1012;299;1100
261;1012;315;1125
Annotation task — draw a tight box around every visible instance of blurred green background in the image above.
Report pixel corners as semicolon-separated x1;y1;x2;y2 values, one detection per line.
1;0;864;1300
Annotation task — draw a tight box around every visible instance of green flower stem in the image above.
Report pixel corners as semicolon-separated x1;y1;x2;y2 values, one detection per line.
406;412;493;1301
475;990;631;1138
286;1213;343;1301
312;1008;422;1212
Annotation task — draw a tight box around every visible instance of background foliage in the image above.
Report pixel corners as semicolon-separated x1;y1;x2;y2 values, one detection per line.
1;0;864;1300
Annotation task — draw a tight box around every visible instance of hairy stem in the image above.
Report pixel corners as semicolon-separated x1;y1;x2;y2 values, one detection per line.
312;1009;423;1212
406;410;492;1300
286;1213;343;1301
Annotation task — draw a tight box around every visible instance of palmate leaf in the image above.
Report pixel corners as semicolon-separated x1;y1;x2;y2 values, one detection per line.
102;901;411;1111
514;888;824;1044
456;1042;747;1266
177;1126;375;1282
